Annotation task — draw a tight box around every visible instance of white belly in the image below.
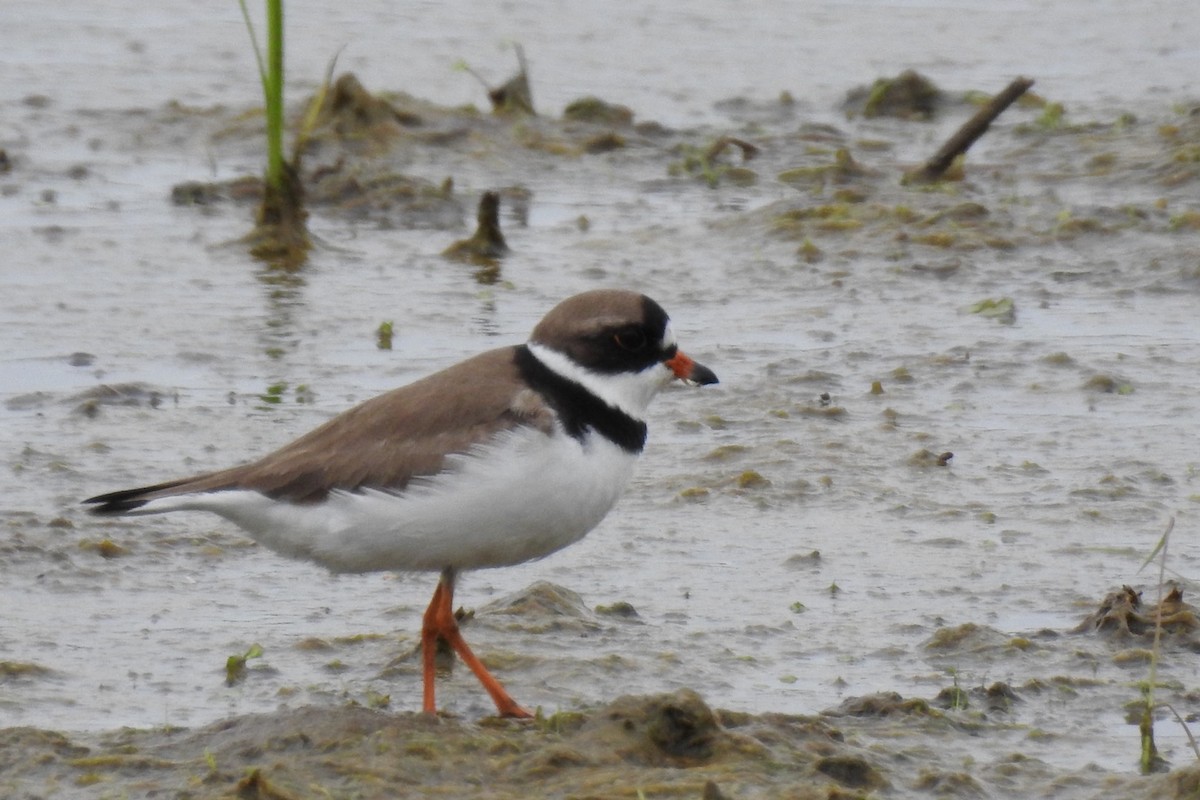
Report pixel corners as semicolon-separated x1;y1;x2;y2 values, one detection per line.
161;427;639;573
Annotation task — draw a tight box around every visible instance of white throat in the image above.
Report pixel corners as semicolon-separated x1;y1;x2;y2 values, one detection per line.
526;341;671;419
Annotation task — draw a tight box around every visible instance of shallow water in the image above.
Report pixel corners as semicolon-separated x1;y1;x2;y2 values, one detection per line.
4;0;1200;794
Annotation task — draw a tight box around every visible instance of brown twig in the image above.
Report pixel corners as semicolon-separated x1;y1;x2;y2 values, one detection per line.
904;77;1034;185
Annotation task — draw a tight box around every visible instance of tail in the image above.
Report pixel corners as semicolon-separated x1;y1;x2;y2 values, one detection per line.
84;472;240;515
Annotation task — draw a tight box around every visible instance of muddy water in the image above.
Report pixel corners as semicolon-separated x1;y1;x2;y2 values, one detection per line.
4;1;1200;798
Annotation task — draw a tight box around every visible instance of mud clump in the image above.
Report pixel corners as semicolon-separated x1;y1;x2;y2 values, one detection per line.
68;383;170;417
171;175;261;206
563;96;635;127
923;622;1015;654
0;693;914;798
847;69;943;120
0;660;55;681
443;190;509;282
824;691;934;718
312;73;424;142
814;753;889;790
568;689;721;766
475;580;607;640
465;45;536;116
308;166;463;229
1074;584;1200;641
934;681;1020;713
914;768;988;797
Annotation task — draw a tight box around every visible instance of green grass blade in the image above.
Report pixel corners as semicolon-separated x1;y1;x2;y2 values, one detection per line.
236;0;268;89
1136;517;1173;574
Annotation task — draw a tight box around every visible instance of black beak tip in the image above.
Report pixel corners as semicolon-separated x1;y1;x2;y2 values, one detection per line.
691;362;719;386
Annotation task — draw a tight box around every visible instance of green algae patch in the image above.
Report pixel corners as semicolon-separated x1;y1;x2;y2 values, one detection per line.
594;601;639;619
1168;209;1200;230
294;637;332;652
375;321;394;350
814;753;890;791
1042;351;1076;367
1113;648;1156;666
772;203;860;235
581;130;627;154
332;632;391;646
924;622;1012;653
563;96;634;126
912;231;959;248
310;73;424;146
233;768;305;800
1083;374;1135;394
79;538;131;558
908;449;954;468
735;470;770;489
0;661;54;681
848;70;943;120
794;403;847;419
671;136;759;187
703;444;750;461
969;297;1016;323
226;643;265;686
5;687;1186;799
797;236;823;263
923;201;989;224
68;754;179;770
824;691;937;718
778;148;871;189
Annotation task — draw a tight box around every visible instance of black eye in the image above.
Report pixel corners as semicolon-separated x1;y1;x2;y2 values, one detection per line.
613;328;648;352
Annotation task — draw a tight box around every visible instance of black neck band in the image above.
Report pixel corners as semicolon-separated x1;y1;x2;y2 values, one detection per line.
515;345;647;453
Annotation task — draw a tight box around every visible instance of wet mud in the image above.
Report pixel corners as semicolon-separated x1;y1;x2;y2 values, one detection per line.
5;5;1200;799
4;684;1200;799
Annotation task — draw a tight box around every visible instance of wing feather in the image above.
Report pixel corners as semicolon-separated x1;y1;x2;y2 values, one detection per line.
85;346;556;512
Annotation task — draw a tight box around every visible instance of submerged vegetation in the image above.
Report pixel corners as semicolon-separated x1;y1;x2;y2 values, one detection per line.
375;320;394;350
225;643;265;686
671;136;760;188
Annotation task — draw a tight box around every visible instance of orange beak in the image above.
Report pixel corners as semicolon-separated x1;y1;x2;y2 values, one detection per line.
664;351;718;386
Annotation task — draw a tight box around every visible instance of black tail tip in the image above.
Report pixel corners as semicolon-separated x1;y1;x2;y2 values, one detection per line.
83;490;148;515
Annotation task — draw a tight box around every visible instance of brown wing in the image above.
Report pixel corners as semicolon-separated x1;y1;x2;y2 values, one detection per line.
86;346;556;510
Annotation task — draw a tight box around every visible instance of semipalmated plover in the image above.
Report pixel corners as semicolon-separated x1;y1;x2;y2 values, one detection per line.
85;289;718;717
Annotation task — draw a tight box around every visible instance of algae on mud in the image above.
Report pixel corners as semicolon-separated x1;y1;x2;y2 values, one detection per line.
5;689;1198;799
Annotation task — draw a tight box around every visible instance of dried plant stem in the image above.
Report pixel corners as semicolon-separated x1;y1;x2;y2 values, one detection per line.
1139;517;1174;773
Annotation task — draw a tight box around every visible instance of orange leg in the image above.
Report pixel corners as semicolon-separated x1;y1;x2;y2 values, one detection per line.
421;569;532;718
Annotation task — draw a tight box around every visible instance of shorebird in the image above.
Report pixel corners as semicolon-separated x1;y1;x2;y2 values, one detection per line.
85;289;718;717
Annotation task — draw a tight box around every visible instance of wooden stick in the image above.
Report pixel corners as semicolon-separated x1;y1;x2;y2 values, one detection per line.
904;77;1034;184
